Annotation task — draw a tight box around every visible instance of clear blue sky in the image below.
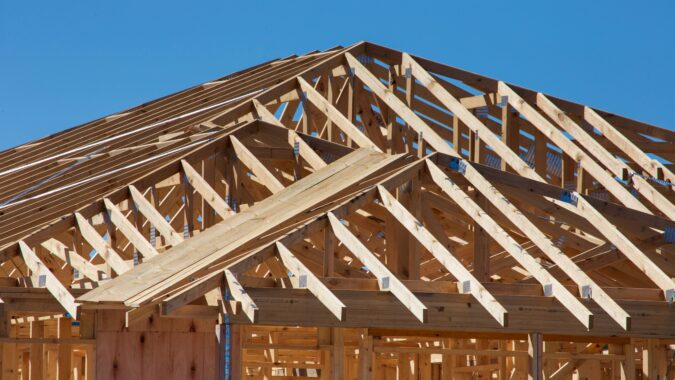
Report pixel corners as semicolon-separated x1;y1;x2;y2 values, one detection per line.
1;1;674;150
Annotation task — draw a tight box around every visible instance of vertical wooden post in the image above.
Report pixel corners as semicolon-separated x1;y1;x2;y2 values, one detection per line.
326;73;334;142
230;324;242;380
501;105;520;172
622;342;635;380
29;321;44;380
441;338;455;380
57;317;72;380
534;130;547;178
0;304;17;380
642;339;666;380
358;330;373;380
408;174;421;280
472;192;489;282
323;227;334;277
528;333;543;380
331;328;344;379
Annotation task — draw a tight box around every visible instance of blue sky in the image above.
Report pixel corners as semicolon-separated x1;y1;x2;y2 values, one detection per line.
1;1;674;150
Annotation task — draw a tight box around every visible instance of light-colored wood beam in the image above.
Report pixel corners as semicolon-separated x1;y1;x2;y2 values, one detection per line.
128;185;183;246
275;242;346;321
376;185;508;327
224;268;259;323
180;159;235;218
74;212;130;275
426;161;594;329
229;136;285;194
18;241;78;317
103;198;158;259
327;212;428;323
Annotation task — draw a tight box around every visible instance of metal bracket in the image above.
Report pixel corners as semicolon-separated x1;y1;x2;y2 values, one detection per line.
448;157;467;174
581;285;592;299
543;283;553;297
380;276;390;290
664;227;675;243
461;280;471;294
559;190;578;206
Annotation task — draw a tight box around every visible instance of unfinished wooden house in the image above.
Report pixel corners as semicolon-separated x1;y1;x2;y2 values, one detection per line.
0;41;673;379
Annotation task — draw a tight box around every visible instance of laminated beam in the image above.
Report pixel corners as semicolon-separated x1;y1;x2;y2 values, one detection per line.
229;136;285;194
74;212;130;275
376;185;508;327
275;242;346;321
327;212;428;323
180;159;235;218
18;241;78;317
103;198;158;258
128;185;184;246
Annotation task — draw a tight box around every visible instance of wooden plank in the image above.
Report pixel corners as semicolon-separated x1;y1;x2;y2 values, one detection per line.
426;161;594;329
345;53;452;155
376;185;508;327
528;332;543;380
18;241;78;317
229;136;285;194
585;107;675;187
74;212;130;276
252;99;328;170
275;242;346;321
327;212;428;323
41;238;102;282
435;157;631;330
224;269;259;323
128;185;183;246
498;81;650;214
297;76;381;152
180;159;235;218
103;198;158;258
537;95;675;219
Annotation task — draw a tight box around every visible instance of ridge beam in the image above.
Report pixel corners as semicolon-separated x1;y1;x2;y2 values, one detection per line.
229;136;285;194
74;212;130;276
19;241;78;317
297;76;382;152
41;238;103;283
436;155;632;329
327;212;428;323
376;185;509;327
251;99;327;170
180;159;235;218
584;106;675;188
425;161;594;328
224;268;259;323
103;198;158;259
537;94;675;220
129;185;184;246
275;242;346;321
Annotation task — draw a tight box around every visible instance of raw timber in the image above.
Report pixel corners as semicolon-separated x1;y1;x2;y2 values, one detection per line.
0;42;673;379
